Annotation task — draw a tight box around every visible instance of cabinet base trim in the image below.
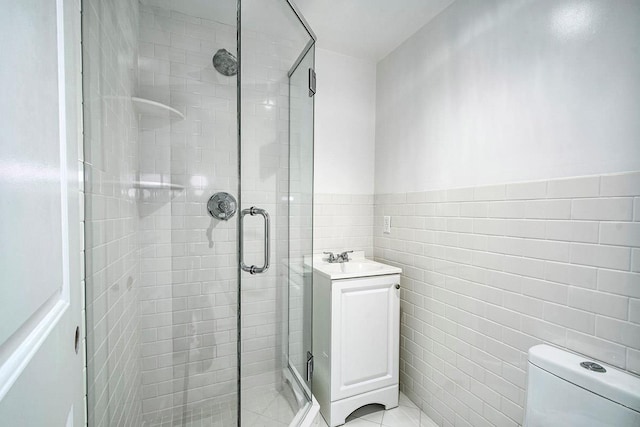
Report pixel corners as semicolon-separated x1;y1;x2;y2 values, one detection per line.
322;384;398;427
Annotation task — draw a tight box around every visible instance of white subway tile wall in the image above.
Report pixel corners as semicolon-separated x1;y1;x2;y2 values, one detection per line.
136;5;239;423
314;194;375;257
83;0;142;425
374;171;640;427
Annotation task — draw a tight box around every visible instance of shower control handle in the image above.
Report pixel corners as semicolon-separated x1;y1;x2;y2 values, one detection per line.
239;207;270;274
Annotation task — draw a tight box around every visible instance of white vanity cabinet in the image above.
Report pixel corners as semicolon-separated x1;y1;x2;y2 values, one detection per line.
312;256;401;427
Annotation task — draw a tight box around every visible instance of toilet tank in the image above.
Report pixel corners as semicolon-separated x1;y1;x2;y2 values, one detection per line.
524;345;640;427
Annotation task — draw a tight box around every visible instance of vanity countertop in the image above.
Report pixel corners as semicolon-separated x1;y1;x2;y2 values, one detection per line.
312;252;401;280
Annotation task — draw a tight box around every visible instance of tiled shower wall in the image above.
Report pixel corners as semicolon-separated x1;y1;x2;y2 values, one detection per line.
136;5;238;422
374;171;640;427
314;194;374;257
82;0;142;425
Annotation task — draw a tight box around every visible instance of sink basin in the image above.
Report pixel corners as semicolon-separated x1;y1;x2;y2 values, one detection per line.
312;254;401;280
320;262;386;275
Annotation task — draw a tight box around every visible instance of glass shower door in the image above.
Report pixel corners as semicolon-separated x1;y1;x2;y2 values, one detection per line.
239;0;315;425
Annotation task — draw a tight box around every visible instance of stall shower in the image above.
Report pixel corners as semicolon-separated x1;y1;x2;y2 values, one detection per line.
82;0;315;425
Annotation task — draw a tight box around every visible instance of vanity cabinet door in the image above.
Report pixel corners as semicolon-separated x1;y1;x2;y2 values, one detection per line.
331;274;400;401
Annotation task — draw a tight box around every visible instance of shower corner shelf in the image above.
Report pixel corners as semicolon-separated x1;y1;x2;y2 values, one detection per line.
131;96;185;120
132;181;185;191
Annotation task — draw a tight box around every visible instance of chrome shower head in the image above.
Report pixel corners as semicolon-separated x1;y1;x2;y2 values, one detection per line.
212;48;237;76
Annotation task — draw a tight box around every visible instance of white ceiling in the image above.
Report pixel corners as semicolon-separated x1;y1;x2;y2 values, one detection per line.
141;0;455;62
294;0;455;61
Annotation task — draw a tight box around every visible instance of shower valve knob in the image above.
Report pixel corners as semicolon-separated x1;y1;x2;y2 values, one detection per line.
208;192;237;220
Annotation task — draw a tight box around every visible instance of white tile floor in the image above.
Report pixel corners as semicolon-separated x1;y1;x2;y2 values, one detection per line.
141;400;236;427
241;385;297;426
313;393;437;427
140;390;435;427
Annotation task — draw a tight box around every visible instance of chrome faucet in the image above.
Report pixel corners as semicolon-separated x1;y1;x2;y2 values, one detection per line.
323;252;338;263
324;251;353;263
337;250;353;262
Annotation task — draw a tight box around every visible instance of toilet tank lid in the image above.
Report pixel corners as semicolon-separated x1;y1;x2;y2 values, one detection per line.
528;345;640;412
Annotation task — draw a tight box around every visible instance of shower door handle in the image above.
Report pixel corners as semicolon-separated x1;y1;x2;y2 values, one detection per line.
239;207;270;274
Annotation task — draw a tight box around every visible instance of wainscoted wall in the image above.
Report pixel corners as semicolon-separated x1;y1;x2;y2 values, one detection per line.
372;1;640;425
374;171;640;427
314;193;375;257
82;0;142;425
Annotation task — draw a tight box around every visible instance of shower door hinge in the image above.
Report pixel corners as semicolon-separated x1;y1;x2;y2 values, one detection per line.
308;68;316;97
306;351;314;381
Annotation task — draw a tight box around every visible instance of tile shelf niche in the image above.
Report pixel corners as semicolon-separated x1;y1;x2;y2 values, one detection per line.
131;96;185;121
132;179;184;210
131;181;184;191
131;96;185;199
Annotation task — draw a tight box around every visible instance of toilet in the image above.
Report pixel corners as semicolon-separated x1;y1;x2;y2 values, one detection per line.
524;345;640;426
